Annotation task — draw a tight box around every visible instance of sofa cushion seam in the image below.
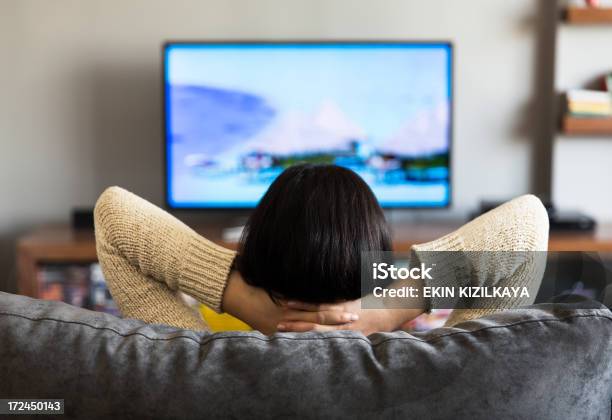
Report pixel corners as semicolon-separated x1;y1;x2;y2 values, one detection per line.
0;311;609;347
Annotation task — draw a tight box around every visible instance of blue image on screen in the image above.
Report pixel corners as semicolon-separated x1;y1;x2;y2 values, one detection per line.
164;42;452;208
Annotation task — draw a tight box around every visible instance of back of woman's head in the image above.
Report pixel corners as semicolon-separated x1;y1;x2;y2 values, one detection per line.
237;164;392;303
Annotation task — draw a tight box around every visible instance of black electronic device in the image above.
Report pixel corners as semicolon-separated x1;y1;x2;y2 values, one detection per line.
470;200;596;232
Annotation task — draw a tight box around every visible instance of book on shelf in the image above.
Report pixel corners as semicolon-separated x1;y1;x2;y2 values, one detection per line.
566;89;612;118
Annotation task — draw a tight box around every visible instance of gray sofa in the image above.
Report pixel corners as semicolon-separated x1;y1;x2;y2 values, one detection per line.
1;291;611;419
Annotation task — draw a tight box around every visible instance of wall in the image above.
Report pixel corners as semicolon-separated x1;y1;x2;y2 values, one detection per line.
0;0;553;292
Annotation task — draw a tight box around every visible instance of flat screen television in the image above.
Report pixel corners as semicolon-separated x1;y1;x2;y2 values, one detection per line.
164;41;452;209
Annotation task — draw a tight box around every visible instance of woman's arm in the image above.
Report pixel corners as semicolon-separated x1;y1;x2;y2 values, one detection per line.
95;187;359;334
412;194;549;326
94;186;235;331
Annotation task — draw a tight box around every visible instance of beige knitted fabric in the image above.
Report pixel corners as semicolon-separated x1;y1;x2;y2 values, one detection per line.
94;186;235;331
411;194;549;327
94;187;548;332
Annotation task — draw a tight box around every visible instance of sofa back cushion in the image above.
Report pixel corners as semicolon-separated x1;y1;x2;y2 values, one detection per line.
1;292;611;419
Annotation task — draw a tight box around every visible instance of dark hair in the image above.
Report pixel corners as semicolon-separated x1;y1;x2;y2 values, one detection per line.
237;164;392;303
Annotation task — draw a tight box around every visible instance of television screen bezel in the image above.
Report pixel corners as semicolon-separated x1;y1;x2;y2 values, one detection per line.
162;40;453;210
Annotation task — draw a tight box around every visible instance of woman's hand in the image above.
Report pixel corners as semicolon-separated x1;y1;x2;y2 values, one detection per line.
222;270;424;335
276;300;424;336
221;271;361;335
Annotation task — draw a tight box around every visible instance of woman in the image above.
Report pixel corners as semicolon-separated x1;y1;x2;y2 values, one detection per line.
94;164;548;334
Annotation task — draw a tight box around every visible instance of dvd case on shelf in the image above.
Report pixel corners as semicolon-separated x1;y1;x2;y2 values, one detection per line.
37;263;119;316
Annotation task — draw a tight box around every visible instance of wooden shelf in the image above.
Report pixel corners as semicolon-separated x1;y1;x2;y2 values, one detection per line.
562;115;612;135
565;6;612;24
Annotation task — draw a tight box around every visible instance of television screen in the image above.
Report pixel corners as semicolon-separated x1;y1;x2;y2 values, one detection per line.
164;42;452;208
